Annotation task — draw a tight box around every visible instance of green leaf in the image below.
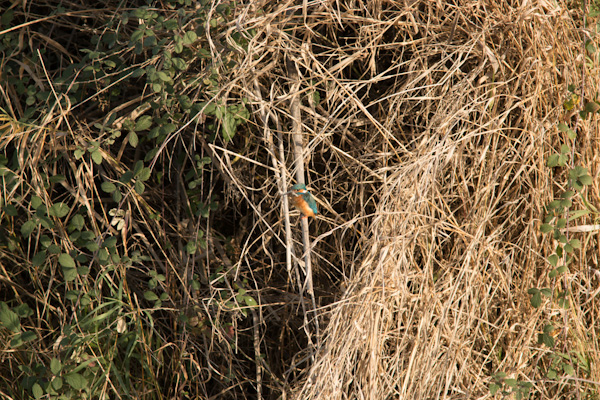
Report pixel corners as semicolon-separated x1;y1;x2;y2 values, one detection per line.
21;220;37;237
163;123;178;134
570;165;587;178
3;204;18;216
563;362;575;375
530;291;541;308
49;174;65;183
489;383;500;395
558;234;568;243
163;19;179;30
100;182;117;193
130;28;144;44
527;288;538;295
48;202;70;218
50;358;62;375
157;71;170;82
182;31;197;45
47;244;61;254
85;241;99;252
120;170;134;184
0;302;20;333
62;267;77;281
135;115;152;131
11;330;36;347
561;190;574;199
32;382;44;399
558;154;568;166
31;196;43;211
32;251;47;267
244;295;258;307
560;144;570;154
548;254;559;267
569;238;581;249
144;291;158;301
174;40;183;53
540;332;555;348
1;9;14;26
540;224;553;233
494;371;507;379
547;200;561;211
185;241;197;254
39;216;54;229
64;372;87;390
202;102;216;115
74;149;85;159
112;191;123;202
138;167;151;181
558;122;568;132
584;101;600;114
579;174;592;185
103;236;118;248
52;377;63;390
222;112;236;141
132;67;145;77
134;181;145;194
21;331;37;343
80;231;95;240
69;214;85;231
557;265;568;275
504;378;517;387
58;253;75;268
172;57;186;70
128;131;139;147
133;160;144;175
91;149;103;164
65;290;79;301
585;40;597;54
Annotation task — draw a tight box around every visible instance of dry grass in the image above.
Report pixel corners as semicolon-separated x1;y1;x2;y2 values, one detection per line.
1;0;600;399
231;0;600;398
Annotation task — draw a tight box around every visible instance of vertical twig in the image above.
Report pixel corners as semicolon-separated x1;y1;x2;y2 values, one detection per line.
252;79;295;276
286;56;320;351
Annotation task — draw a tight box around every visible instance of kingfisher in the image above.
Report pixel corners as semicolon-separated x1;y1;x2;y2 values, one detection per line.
287;183;318;219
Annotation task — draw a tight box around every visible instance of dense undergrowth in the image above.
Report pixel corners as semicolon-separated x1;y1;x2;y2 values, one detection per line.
1;0;600;399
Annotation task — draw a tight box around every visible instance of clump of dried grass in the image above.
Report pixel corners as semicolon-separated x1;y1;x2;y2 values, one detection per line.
227;0;600;398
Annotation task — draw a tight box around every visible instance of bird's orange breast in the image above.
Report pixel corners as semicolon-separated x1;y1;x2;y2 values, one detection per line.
293;195;316;217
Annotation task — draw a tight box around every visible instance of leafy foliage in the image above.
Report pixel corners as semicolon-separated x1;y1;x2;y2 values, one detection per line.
0;0;255;398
